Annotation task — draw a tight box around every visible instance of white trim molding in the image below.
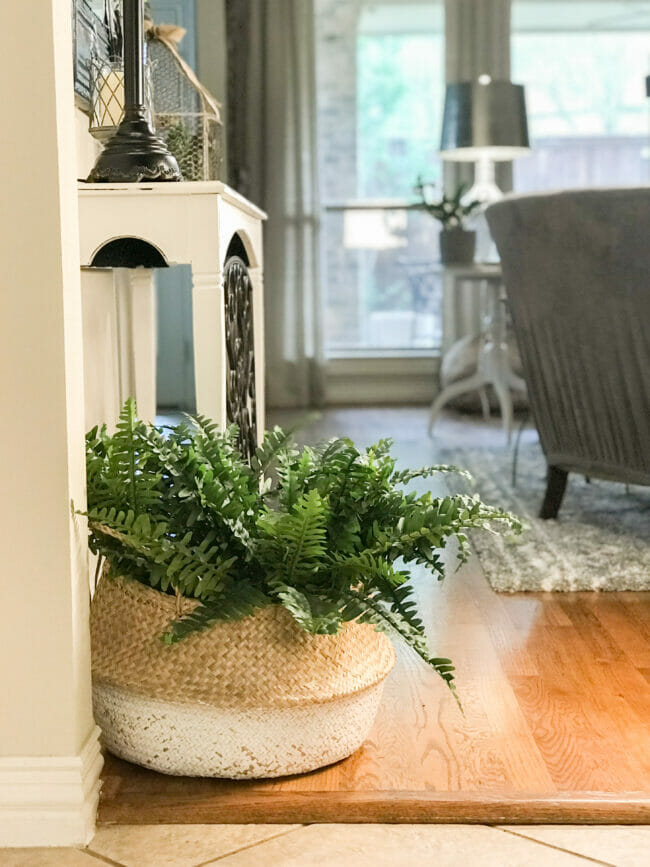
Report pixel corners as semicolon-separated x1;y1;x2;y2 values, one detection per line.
0;726;103;847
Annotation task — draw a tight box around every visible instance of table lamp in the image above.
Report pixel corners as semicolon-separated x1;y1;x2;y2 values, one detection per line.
440;76;530;204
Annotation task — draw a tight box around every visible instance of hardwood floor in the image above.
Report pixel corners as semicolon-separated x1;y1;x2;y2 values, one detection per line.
98;408;650;824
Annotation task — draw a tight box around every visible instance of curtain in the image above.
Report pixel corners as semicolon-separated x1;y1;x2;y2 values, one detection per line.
445;0;511;80
443;0;512;352
226;0;324;409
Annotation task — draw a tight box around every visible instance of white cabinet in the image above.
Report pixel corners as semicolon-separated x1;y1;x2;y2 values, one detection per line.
78;181;266;439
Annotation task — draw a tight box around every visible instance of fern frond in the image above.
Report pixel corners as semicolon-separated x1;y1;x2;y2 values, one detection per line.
391;464;472;486
257;489;329;585
330;549;406;588
275;448;316;509
343;588;459;702
269;584;342;634
366;438;394;459
86;398;163;517
312;436;353;463
88;508;237;599
250;426;296;477
164;580;270;643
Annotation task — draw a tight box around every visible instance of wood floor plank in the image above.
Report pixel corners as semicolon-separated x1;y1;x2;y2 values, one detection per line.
513;622;650;790
589;596;650;668
97;408;650;824
440;627;555;792
556;598;626;662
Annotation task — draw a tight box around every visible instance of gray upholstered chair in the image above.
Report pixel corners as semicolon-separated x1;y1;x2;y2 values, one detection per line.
486;189;650;519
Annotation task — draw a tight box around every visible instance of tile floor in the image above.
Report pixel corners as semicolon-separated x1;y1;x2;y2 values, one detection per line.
2;825;650;866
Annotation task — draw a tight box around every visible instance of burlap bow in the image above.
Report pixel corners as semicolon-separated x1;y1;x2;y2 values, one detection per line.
145;20;222;121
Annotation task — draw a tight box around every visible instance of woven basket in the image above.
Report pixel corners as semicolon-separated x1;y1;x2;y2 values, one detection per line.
90;576;395;778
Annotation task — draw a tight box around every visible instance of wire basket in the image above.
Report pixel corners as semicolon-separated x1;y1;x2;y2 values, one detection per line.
147;27;224;181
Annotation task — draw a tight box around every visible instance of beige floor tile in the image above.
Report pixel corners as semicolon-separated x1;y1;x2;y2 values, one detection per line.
210;824;596;866
87;824;301;867
0;848;99;866
500;826;650;867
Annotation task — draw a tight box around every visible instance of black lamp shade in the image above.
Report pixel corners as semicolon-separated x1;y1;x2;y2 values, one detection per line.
440;80;530;161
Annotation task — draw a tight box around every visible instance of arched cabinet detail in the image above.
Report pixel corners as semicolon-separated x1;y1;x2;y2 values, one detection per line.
90;237;168;269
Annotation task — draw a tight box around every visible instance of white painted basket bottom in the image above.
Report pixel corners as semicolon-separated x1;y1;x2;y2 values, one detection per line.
93;680;386;779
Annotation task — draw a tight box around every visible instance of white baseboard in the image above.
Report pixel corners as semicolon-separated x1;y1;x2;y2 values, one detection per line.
0;725;103;847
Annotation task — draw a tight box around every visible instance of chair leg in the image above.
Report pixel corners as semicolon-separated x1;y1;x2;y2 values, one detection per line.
510;408;530;488
539;465;568;519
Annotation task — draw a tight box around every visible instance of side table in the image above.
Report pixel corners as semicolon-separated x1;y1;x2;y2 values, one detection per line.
428;262;527;442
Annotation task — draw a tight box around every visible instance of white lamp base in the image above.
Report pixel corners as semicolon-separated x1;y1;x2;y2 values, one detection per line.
463;157;502;263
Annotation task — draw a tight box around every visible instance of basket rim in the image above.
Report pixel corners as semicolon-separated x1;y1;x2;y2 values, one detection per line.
90;574;397;710
92;668;390;711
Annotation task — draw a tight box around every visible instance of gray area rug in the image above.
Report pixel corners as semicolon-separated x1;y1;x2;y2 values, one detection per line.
442;442;650;592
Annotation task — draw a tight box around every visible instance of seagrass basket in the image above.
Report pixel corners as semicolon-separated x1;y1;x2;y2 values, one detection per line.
90;575;396;778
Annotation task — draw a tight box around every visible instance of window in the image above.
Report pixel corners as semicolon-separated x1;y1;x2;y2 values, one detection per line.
357;5;445;198
512;1;650;190
316;1;445;356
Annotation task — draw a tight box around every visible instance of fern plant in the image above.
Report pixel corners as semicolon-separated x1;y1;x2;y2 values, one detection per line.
85;399;521;696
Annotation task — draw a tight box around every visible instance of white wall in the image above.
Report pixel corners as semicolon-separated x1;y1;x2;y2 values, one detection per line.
0;0;101;846
75;105;124;430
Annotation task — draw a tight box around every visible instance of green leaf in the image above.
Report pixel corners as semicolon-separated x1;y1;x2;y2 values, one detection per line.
270;584;342;634
164;580;270;642
251;425;296;477
391;464;472;486
257;489;329;586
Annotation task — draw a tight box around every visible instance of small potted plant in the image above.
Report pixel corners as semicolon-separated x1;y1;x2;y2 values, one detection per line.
85;400;519;779
415;177;482;265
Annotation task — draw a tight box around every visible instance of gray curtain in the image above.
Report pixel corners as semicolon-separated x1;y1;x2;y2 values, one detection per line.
443;0;512;351
226;0;324;408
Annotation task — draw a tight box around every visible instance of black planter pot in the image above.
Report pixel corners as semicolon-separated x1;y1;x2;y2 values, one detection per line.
439;228;476;265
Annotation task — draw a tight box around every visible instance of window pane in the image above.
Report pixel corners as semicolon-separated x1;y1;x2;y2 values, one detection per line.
324;207;443;353
512;1;650;190
316;0;445;355
358;31;445;197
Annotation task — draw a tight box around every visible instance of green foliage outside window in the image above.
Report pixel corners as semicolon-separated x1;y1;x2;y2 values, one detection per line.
357;34;444;198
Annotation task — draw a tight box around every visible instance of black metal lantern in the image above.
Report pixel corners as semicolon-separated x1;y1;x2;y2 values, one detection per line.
87;0;182;182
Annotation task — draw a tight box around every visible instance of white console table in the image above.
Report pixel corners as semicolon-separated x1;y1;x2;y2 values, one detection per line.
77;181;266;441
